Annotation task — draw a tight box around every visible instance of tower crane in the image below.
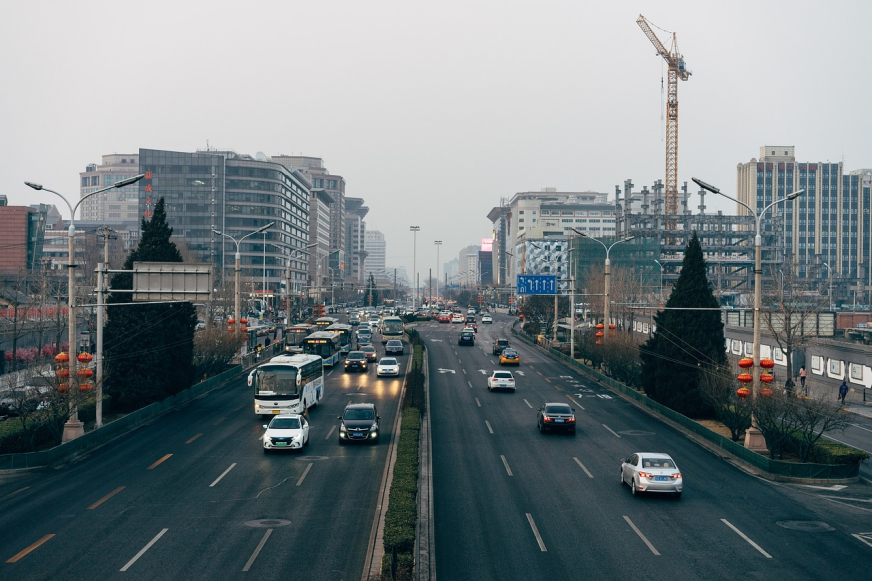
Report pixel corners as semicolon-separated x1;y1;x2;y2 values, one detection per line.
636;14;691;231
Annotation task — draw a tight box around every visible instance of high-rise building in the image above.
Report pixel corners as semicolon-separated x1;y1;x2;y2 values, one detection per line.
79;154;141;221
364;230;387;281
345;198;368;287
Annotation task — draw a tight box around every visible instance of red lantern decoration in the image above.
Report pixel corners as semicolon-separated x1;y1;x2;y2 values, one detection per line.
760;388;774;397
609;324;616;330
58;382;70;393
77;369;94;379
79;383;94;393
736;387;751;398
240;318;249;325
737;373;753;384
228;326;235;332
596;323;604;330
595;340;602;345
56;368;71;379
55;352;70;364
242;327;249;333
760;358;775;369
595;331;604;338
77;352;93;363
759;373;774;384
738;358;753;369
227;318;236;325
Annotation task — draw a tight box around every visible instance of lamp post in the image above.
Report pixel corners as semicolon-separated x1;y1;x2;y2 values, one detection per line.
654;259;664;302
410;226;420;308
267;242;315;325
823;262;833;311
212;222;275;336
576;231;634;344
25;173;145;441
434;240;442;307
693;177;803;451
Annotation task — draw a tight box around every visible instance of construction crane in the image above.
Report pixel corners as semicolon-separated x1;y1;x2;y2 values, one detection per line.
636;14;691;231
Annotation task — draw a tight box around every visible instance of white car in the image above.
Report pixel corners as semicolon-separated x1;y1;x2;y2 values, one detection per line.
376;357;400;377
481;314;493;324
451;313;465;324
620;452;683;498
263;414;309;453
487;371;516;392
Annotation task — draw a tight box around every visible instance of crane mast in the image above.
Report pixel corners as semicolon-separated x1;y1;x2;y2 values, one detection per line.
636;14;691;231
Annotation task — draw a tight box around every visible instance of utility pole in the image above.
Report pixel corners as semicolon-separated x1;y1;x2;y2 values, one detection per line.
95;226;115;430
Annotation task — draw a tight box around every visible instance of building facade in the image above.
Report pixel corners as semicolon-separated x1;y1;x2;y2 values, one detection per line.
79;154;141;222
364;230;387;282
0;198;48;273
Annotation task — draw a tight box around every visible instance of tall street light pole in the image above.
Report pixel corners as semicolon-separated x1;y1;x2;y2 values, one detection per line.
693;177;804;451
212;222;275;336
577;232;634;344
823;262;833;311
654;259;664;303
26;173;145;441
434;240;442;307
410;226;420;308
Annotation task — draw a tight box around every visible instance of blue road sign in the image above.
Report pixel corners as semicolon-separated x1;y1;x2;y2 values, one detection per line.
517;275;557;295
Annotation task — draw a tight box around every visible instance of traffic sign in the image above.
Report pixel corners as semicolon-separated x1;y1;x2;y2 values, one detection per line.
517;275;557;295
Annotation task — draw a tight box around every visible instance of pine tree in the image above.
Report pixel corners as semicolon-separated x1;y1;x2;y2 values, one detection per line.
104;198;197;411
639;232;725;417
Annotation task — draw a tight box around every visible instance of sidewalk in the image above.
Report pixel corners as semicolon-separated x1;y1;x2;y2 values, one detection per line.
796;378;872;419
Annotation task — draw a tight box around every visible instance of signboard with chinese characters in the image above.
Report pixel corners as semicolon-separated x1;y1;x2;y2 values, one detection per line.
516;275;556;295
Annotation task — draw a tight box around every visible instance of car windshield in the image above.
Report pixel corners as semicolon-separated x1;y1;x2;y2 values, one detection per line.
362;347;375;352
388;341;401;346
348;352;364;360
497;340;508;346
503;350;517;356
494;372;513;379
642;458;676;469
270;417;301;429
545;405;572;414
380;358;397;366
345;408;374;420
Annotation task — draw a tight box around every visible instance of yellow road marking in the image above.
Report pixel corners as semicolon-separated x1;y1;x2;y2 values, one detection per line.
147;454;173;470
186;433;203;444
6;534;55;563
213;417;227;426
88;486;126;510
545;378;551;383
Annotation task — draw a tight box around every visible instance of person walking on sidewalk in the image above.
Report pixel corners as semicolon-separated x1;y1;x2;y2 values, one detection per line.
799;366;807;393
839;380;849;405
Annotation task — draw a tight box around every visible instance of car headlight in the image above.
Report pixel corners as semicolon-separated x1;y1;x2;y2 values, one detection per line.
340;423;346;432
369;424;378;432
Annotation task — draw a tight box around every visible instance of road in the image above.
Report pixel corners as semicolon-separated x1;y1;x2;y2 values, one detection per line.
0;333;406;580
427;313;872;580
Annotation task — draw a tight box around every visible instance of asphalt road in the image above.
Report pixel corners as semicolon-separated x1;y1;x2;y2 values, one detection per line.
427;313;872;581
0;336;406;580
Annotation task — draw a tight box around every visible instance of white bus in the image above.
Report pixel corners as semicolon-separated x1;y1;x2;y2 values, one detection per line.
248;353;324;417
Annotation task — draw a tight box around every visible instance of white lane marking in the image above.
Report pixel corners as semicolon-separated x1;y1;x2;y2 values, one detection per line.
596;394;613;399
468;381;473;388
853;532;872;548
623;516;660;555
326;425;337;439
485;420;494;434
297;463;314;486
603;424;621;438
800;484;847;491
210;463;237;488
479;369;489;374
501;455;513;476
523;399;533;409
825;434;872;455
516;371;525;376
462;369;467;375
849;423;872;433
721;519;772;558
573;457;594;478
120;528;169;571
566;395;584;411
437;368;456;374
475;398;481;407
526;513;547;552
242;529;273;572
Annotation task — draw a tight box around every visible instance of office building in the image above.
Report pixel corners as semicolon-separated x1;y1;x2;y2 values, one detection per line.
0;198;48;273
79;154;141;221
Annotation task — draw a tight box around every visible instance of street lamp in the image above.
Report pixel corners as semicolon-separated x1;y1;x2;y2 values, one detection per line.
693;177;804;451
26;173;145;441
575;231;634;344
654;259;664;302
823;262;833;311
212;221;275;336
410;226;420;308
434;240;442;307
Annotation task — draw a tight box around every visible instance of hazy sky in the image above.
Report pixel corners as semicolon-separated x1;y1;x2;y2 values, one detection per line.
3;1;872;279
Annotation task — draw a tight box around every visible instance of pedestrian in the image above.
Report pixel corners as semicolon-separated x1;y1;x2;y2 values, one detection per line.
799;366;807;389
838;380;849;405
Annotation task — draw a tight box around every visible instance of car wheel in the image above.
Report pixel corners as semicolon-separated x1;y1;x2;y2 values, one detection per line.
487;385;492;391
538;422;545;433
631;478;639;496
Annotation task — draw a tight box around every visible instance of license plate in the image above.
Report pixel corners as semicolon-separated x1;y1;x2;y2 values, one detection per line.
271;410;281;414
555;419;564;423
352;433;364;438
275;442;288;446
655;476;668;481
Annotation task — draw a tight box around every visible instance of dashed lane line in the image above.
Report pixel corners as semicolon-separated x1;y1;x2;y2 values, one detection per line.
210;463;237;488
88;486;126;509
721;519;772;558
6;534;55;563
120;528;169;571
526;514;547;552
147;454;173;470
500;455;513;476
243;529;273;572
326;425;337;439
186;433;203;444
485;420;494;434
573;457;594;479
566;395;584;411
297;463;314;486
523;399;533;409
475;398;481;407
602;424;621;438
624;516;660;555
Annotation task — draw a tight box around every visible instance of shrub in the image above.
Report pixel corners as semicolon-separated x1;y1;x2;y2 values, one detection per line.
381;407;420;580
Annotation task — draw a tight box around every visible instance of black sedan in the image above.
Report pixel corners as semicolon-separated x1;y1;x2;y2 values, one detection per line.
537;403;576;434
344;351;368;372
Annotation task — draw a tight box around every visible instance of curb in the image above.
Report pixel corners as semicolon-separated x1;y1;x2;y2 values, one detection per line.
415;348;435;581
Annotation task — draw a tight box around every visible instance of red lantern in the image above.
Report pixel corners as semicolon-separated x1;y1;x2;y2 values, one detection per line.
737;373;753;383
79;383;94;393
760;388;774;397
595;331;604;338
228;326;235;332
55;352;70;364
77;352;93;363
58;382;70;393
760;358;775;369
240;318;249;325
242;327;249;333
77;369;94;379
609;324;616;330
56;368;70;379
759;373;774;384
595;340;602;345
227;318;236;325
596;323;604;330
737;387;751;398
738;358;753;369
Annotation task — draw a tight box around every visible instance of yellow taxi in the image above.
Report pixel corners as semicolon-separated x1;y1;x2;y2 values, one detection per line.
499;348;520;366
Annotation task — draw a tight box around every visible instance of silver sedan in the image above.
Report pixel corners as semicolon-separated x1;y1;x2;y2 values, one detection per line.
620;452;683;498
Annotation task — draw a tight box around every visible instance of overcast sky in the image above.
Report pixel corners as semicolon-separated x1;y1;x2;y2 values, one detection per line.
3;1;871;279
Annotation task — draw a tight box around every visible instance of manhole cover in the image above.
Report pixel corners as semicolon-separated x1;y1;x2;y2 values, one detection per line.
776;520;834;532
618;430;656;436
296;456;330;461
244;519;291;528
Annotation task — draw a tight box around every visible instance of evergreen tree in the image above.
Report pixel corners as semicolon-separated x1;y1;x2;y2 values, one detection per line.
639;232;724;417
104;198;197;411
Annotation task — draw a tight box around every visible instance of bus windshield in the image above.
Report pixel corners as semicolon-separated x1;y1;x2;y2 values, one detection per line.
382;318;404;335
253;365;300;399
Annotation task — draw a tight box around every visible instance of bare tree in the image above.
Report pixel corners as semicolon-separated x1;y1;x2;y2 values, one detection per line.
698;363;752;441
787;393;850;462
599;331;643;387
193;325;247;380
750;390;801;459
0;269;36;372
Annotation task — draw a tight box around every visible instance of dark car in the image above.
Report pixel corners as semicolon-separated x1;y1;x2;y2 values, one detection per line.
537;403;576;434
361;345;378;362
385;340;404;355
344;350;368;372
458;329;475;346
338;403;380;444
492;338;510;355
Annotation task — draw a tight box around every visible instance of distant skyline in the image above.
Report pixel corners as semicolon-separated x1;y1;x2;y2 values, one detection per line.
4;1;872;280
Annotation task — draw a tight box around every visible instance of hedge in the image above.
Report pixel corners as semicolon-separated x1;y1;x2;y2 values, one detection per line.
0;395;110;454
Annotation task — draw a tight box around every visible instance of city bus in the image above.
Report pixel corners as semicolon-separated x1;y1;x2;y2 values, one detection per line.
314;316;339;328
248;353;324;417
326;323;354;353
381;316;405;343
283;324;315;354
301;330;342;366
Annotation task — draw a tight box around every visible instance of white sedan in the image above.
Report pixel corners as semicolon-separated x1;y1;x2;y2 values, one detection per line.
451;313;465;324
377;357;400;377
481;314;493;324
487;371;516;392
263;414;309;453
620;452;683;498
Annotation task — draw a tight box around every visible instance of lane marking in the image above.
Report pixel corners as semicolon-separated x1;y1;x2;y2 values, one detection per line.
853;532;872;548
485;420;494;434
6;534;55;563
721;519;772;558
210;463;237;488
147;454;173;470
0;486;30;503
544;378;551;383
849;423;872;433
120;528;169;571
475;398;481;407
536;371;543;376
213;416;227;426
603;424;621;438
566;395;584;411
825;434;872;455
526;513;547;552
297;463;314;486
243;529;273;571
500;455;513;476
88;486;126;510
462;369;467;375
623;516;660;555
186;433;203;444
326;425;337;439
573;457;594;478
468;381;472;388
523;399;533;409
